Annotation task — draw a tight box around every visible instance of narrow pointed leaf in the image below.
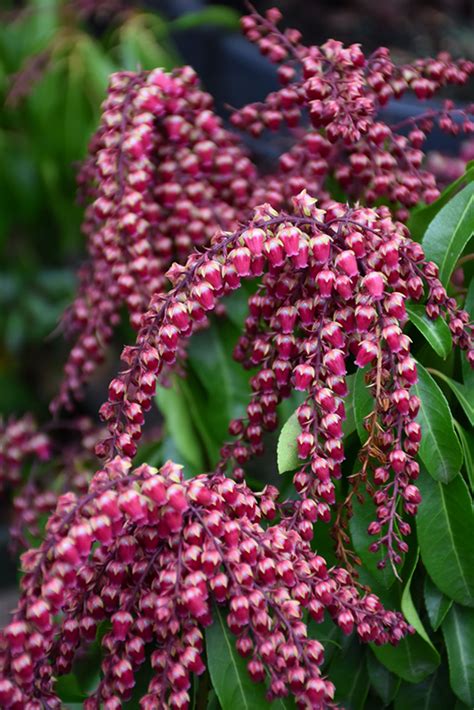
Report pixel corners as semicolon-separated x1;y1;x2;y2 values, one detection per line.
206;605;270;709
277;410;301;474
412;363;463;483
328;637;370;710
421;181;474;287
417;472;474;606
370;631;440;683
394;664;456;710
401;551;437;651
367;651;400;705
424;575;452;631
453;421;474;490
442;604;474;705
428;369;474;427
406;304;452;358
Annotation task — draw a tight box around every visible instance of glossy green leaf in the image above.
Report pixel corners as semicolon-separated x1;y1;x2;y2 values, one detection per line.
349;494;397;589
342;373;357;437
422;181;474;288
461;279;474;389
394;664;456;710
155;378;205;472
424;575;452;631
406;304;452;358
371;631;440;684
408;164;474;240
453;421;474;490
417;472;474;606
350;367;373;444
401;551;438;651
442;604;474;705
206;605;291;709
366;651;400;705
428;369;474;427
277;410;301;474
329;637;370;710
413;363;463;483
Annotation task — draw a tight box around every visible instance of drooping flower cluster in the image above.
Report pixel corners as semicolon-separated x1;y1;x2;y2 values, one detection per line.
53;65;257;412
0;457;412;709
234;8;474;220
2;7;474;709
52;7;474;416
0;416;50;493
97;194;473;574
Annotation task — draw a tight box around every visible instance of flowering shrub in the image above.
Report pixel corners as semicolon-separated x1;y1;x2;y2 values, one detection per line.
1;7;474;709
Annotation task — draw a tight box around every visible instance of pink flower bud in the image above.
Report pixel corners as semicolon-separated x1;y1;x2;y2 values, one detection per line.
355;339;378;367
336;250;358;277
323;349;346;376
231;247;251;276
316;269;335;297
243;228;265;255
293;364;315;391
311;234;331;262
279;226;301;256
362;271;385;298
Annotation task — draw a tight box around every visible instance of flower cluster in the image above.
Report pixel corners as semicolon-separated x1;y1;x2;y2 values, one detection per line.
0;416;50;493
0;458;412;709
2;7;474;709
98;194;473;573
53;65;257;412
52;7;474;416
234;8;474;220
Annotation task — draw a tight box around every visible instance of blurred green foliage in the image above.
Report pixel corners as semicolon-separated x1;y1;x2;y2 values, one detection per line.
0;0;238;415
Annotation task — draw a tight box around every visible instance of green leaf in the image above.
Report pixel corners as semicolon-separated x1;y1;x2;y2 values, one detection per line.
453;421;474;491
366;651;400;705
417;472;474;606
56;674;85;702
401;551;438;652
394;664;456;710
406;304;452;358
349;493;397;589
206;605;290;709
350;367;373;444
427;369;474;427
461;278;474;389
371;631;440;684
170;6;240;31
422;181;474;288
442;604;474;705
412;363;463;483
408;164;474;240
424;575;452;631
328;637;370;709
277;410;301;474
155;377;205;473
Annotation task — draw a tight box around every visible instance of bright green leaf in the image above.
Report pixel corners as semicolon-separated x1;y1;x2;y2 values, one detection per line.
417;472;474;606
408;164;474;240
350;367;373;444
413;363;463;483
406;304;452;359
442;604;474;705
422;182;474;288
277;410;301;474
155;378;205;473
401;551;438;651
424;575;453;631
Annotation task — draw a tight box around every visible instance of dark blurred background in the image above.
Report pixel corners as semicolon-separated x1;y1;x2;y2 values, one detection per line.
1;0;473;422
